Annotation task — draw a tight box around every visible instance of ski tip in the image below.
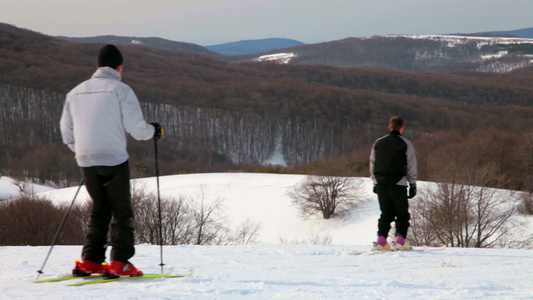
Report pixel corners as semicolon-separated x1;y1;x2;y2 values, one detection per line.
162;267;174;275
183;268;194;276
162;267;193;277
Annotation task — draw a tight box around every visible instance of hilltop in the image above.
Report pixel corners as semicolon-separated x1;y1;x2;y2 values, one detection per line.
58;34;221;57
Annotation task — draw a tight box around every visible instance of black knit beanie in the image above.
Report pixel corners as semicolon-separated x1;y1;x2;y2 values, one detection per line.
98;44;123;69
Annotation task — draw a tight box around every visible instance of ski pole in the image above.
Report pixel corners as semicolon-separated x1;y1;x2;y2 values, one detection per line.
36;179;84;280
154;137;165;273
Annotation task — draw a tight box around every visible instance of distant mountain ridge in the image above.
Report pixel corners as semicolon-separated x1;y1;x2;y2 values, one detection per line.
240;34;533;73
206;38;304;55
58;35;221;57
468;27;533;38
56;28;533;73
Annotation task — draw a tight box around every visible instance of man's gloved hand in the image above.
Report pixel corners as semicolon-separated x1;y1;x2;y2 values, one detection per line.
408;183;417;199
373;185;377;194
151;122;163;140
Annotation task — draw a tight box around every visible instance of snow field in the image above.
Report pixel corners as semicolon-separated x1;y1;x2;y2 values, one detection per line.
1;173;532;299
1;244;532;299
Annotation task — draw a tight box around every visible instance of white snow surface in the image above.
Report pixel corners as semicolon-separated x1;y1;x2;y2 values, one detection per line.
261;137;287;166
254;53;296;64
0;176;55;200
388;34;533;46
1;173;532;299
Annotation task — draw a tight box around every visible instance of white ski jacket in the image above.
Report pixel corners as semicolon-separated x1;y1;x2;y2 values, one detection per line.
60;67;155;167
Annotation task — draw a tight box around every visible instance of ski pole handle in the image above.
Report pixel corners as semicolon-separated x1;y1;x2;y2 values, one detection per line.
151;122;163;140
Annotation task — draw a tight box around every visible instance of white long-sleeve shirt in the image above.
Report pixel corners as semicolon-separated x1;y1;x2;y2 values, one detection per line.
60;67;155;167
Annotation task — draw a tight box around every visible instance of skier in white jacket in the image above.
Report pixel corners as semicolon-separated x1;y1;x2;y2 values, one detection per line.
60;44;162;278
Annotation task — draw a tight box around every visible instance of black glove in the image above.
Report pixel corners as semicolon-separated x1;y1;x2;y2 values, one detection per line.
373;185;377;194
408;183;417;199
151;122;163;140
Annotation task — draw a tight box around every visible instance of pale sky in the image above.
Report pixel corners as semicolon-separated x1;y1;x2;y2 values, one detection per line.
1;0;531;45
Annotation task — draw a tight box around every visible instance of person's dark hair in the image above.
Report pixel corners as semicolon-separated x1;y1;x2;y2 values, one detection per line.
98;44;123;69
389;116;404;131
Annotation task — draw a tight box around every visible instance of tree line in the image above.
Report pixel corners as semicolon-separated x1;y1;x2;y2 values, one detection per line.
0;83;387;185
2;82;533;195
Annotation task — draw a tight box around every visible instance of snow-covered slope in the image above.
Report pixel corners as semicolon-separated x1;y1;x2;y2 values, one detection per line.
252;34;533;72
254;52;296;64
391;34;533;46
35;173;379;245
1;173;532;299
0;176;55;199
3;244;532;299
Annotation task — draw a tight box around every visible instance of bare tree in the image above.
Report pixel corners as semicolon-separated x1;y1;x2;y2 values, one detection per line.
189;186;226;245
278;231;333;245
524;134;533;186
518;191;533;215
231;218;262;245
408;197;437;247
289;175;363;219
163;195;194;245
132;182;195;245
133;183;260;245
132;183;160;244
410;181;520;248
518;133;533;215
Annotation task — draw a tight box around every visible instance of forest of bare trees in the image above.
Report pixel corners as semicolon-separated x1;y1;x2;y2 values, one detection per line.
0;83;388;185
3;79;533;193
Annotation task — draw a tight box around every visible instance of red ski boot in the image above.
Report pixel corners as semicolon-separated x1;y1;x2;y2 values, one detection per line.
102;261;143;279
72;259;104;276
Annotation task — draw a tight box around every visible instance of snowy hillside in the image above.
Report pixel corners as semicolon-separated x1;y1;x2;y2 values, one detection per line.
1;173;532;299
395;34;533;72
254;52;296;64
251;34;533;72
32;173;381;245
0;176;55;199
391;34;533;46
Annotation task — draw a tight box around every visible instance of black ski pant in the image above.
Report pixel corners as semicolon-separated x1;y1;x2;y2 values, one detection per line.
81;161;135;263
376;183;410;239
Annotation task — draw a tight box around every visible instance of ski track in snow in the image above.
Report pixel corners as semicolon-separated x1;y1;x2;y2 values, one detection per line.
1;173;532;299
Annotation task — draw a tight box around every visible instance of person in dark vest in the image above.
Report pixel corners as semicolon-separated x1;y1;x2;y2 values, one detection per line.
60;44;163;278
369;116;417;250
